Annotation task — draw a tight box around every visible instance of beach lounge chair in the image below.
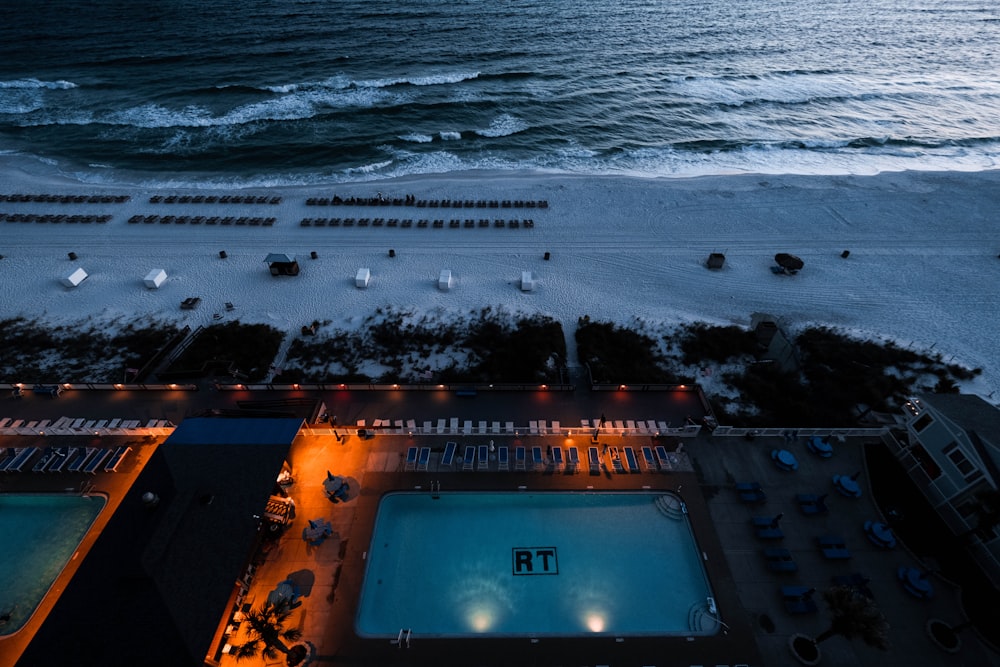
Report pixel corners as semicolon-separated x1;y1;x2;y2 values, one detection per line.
655;445;672;471
505;421;514;434
498;446;509;470
417;447;430;471
477;445;489;470
531;446;543;470
624;446;640;473
567;447;580;472
552;446;564;470
529;420;538;435
625;419;636;432
588;446;601;473
491;420;500;434
32;447;57;473
0;448;17;471
817;535;851;560
764;548;798;573
84;449;112;474
404;446;418;470
462;446;475;471
9;447;39;472
551;420;560;435
49;447;74;472
67;447;95;473
450;417;459;432
104;446;131;472
463;419;472;434
642;446;658;471
407;419;416;432
478;420;487;434
611;447;624;473
514;446;526;470
736;481;767;504
441;441;457;468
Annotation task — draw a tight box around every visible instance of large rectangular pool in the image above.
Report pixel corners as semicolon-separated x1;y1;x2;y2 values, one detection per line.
0;493;106;635
356;491;717;637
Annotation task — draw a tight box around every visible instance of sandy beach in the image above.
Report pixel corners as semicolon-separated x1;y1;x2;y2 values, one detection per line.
1;156;998;397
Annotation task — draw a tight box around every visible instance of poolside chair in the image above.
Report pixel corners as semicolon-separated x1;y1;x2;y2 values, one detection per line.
0;448;17;472
529;420;538;435
498;446;509;470
463;446;475;471
552;446;564;470
441;441;457;468
463;420;473;434
477;445;489;470
505;421;514;434
9;447;39;472
491;420;500;434
32;447;57;473
642;446;658;471
610;447;625;473
84;449;112;474
104;446;131;472
567;446;580;472
478;420;487;434
624;446;640;473
417;447;430;471
67;447;96;473
763;548;798;573
655;445;672;471
49;447;74;472
736;481;767;504
588;446;601;473
550;420;560;435
450;417;459;433
531;446;543;470
404;446;418;471
514;446;526;470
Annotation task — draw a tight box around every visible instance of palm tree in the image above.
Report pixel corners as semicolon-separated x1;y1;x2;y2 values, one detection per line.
814;585;890;649
790;586;889;664
230;599;306;665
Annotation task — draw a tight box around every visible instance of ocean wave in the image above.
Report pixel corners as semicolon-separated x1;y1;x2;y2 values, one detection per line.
474;114;529;138
400;133;434;143
439;131;462;141
264;70;479;94
0;78;77;90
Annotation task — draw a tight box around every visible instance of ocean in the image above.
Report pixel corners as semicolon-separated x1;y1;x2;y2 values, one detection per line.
1;0;998;185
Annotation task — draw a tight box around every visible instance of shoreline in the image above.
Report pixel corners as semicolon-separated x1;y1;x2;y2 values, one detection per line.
1;157;998;399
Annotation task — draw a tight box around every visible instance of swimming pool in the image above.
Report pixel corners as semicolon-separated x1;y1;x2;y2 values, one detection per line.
0;493;106;635
356;491;717;637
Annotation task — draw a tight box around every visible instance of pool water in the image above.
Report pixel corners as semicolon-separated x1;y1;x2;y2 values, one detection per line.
356;491;716;637
0;494;106;635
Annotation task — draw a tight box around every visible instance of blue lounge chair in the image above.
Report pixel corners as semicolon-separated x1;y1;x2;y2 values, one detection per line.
0;448;17;472
642;446;657;471
497;446;509;470
9;447;39;472
610;447;625;473
104;446;131;472
84;449;112;474
764;547;798;573
417;446;430;471
531;446;543;470
477;445;489;470
514;446;526;471
567;446;580;472
47;447;71;472
552;446;564;469
463;446;475;471
404;446;418;471
624;446;640;473
588;446;600;473
67;447;96;473
655;445;672;470
32;447;58;473
441;441;456;467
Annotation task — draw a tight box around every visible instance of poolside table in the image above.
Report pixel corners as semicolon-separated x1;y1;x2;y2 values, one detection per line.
897;566;934;599
771;449;798;471
833;473;862;498
864;520;897;549
807;436;834;458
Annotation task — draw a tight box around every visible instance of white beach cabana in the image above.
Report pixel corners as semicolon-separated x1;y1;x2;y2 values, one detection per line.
520;271;535;292
60;267;88;288
143;268;167;289
438;269;453;291
355;268;371;288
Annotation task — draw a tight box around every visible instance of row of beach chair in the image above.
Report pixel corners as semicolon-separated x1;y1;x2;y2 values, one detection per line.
0;417;171;435
128;215;276;226
401;443;677;474
0;445;131;474
306;196;548;209
300;217;534;229
0;193;129;204
2;213;111;224
149;194;280;205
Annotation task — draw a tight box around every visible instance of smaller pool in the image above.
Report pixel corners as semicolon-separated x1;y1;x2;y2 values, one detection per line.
0;494;106;635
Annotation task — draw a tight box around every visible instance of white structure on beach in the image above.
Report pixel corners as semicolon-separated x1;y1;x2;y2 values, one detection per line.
438;269;453;291
60;267;88;288
520;271;535;292
355;268;371;288
143;268;167;289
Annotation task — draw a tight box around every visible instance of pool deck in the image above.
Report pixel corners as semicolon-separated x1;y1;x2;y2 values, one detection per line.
2;394;997;666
